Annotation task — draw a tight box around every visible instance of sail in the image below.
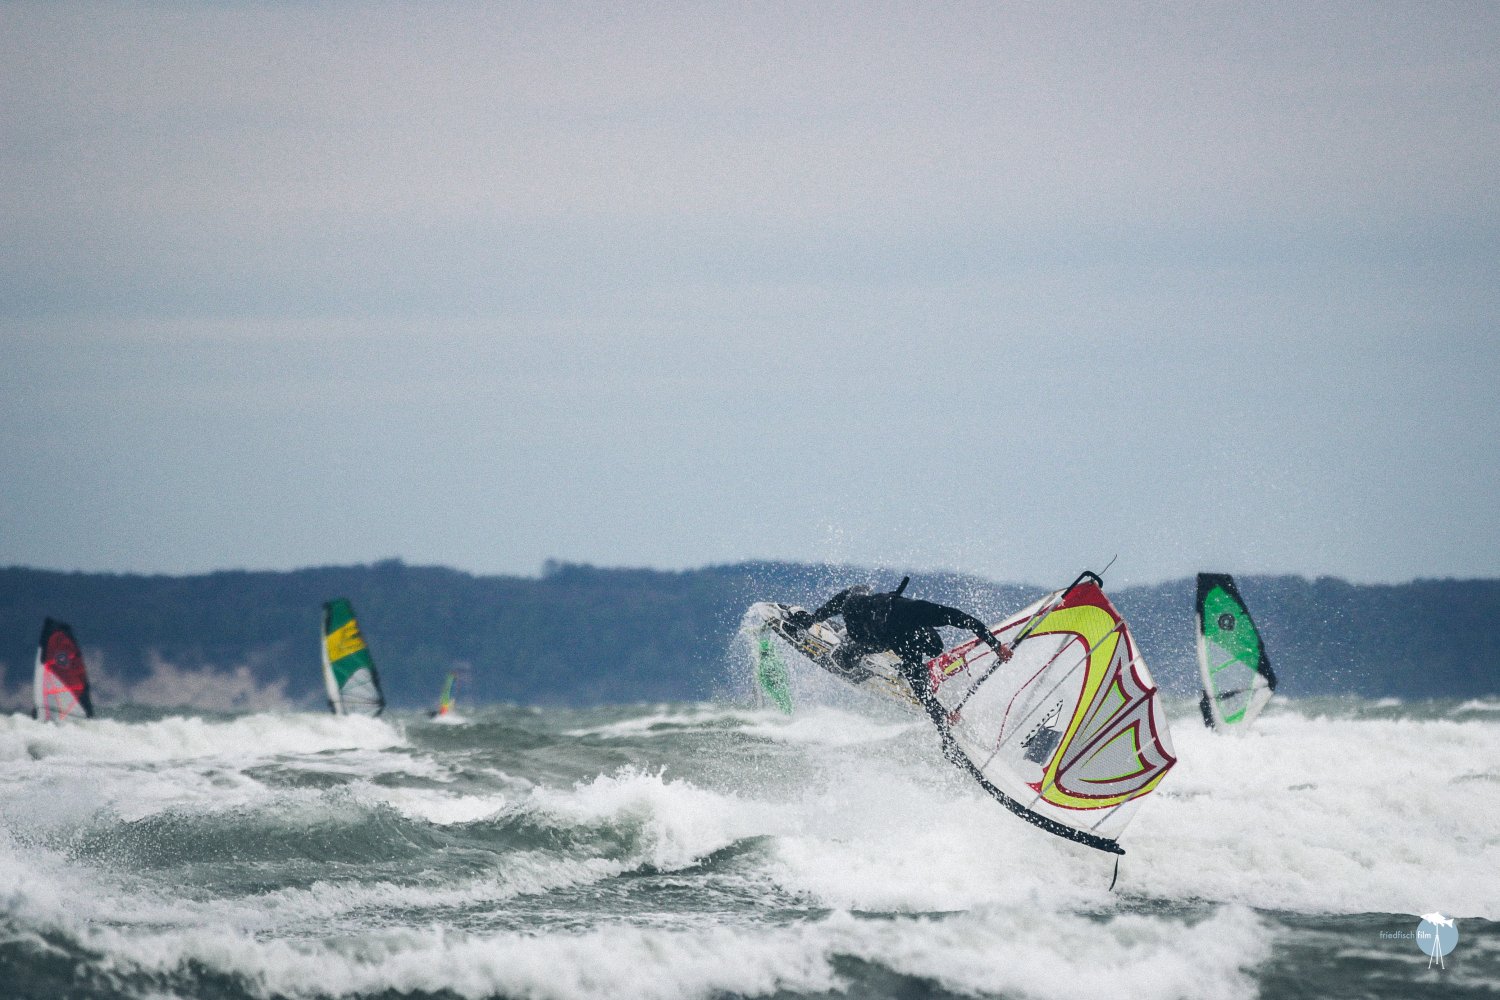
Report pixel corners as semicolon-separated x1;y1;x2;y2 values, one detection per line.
321;599;386;716
755;634;794;714
33;618;94;721
927;573;1176;854
1196;573;1276;729
436;672;457;716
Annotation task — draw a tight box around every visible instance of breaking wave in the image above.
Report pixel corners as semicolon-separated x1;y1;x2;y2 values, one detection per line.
0;699;1496;998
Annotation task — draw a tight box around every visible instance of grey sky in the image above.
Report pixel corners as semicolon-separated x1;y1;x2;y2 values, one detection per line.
2;3;1497;586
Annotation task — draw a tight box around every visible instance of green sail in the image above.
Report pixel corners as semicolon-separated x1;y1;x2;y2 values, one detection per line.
321;598;386;716
1196;574;1276;729
756;634;793;714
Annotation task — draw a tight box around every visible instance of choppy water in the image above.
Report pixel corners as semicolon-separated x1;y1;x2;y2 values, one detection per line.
1;694;1497;999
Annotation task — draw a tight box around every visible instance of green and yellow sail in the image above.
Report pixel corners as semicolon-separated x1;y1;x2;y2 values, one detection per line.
321;598;386;716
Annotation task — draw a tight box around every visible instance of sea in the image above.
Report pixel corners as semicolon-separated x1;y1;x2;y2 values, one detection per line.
1;692;1496;1000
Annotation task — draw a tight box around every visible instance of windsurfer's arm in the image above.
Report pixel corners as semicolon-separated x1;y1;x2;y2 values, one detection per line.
808;589;853;624
786;589;849;631
914;601;1013;662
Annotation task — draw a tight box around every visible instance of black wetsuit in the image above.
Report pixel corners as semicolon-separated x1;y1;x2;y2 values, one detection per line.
808;587;1004;738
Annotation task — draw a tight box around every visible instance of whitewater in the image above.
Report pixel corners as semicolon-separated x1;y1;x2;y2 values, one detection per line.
1;696;1496;999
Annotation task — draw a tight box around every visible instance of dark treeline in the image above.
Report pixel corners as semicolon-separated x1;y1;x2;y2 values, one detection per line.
0;560;1495;709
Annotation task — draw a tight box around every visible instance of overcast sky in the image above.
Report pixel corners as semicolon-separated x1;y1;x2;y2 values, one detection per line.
2;3;1497;587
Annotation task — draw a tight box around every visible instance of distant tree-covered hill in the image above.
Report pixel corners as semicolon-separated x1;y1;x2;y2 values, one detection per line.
0;561;1495;710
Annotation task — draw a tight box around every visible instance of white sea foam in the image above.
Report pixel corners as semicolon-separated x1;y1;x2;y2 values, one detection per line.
0;712;437;834
733;703;921;746
764;759;1113;913
562;704;763;738
0;711;405;763
270;746;452;781
74;903;1271;1000
0;814;620;941
365;785;509;825
236;852;631;931
0;754;273;826
537;704;1500;920
1123;708;1500;918
668;700;1500;921
427;711;471;725
525;767;796;873
0;699;1493;998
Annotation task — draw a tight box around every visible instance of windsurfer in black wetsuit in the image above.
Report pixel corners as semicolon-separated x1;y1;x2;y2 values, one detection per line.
788;582;1011;757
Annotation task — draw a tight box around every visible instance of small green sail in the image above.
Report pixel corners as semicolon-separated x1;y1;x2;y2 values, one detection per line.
756;633;793;714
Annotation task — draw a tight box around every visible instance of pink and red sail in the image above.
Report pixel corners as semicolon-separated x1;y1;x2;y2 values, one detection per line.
34;618;94;721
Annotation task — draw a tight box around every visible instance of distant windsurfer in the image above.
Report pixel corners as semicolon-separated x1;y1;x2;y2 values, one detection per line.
788;582;1011;756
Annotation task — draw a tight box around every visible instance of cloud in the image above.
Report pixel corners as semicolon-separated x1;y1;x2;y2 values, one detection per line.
5;6;1497;240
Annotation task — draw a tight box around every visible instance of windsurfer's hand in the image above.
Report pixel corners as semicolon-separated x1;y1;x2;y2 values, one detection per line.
996;643;1014;663
787;610;814;630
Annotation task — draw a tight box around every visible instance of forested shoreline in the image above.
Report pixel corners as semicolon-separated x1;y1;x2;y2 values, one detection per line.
2;560;1495;710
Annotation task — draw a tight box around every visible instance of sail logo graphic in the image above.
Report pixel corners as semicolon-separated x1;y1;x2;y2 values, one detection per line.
1021;701;1064;765
326;621;366;661
1416;912;1458;968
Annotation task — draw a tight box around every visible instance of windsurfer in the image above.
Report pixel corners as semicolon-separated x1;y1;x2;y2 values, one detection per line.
789;583;1011;756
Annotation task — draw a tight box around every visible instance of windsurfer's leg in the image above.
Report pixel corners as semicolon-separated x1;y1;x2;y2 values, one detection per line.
834;642;861;673
900;659;961;764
